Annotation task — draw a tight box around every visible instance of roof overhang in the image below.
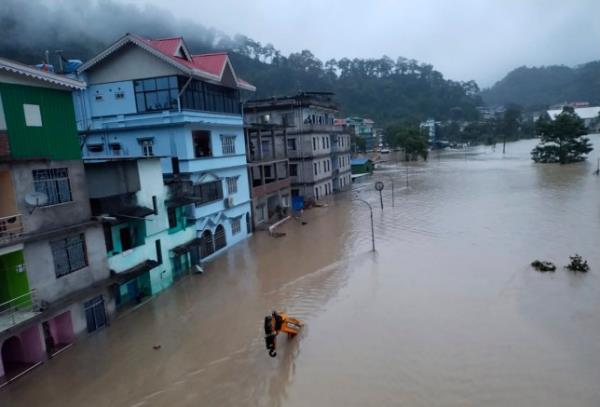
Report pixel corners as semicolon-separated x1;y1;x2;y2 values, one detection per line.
78;33;254;91
0;56;86;90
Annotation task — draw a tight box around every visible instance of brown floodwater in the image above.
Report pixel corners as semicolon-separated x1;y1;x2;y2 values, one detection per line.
1;137;600;407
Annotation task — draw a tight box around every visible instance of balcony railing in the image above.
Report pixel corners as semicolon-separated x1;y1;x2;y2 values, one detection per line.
0;290;40;332
0;214;24;244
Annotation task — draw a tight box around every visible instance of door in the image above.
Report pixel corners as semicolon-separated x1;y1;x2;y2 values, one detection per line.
84;295;107;333
126;280;139;303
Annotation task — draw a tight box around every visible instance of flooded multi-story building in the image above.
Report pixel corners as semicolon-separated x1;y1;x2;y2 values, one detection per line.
244;92;351;201
84;157;198;309
243;122;291;229
0;58;113;384
72;33;256;261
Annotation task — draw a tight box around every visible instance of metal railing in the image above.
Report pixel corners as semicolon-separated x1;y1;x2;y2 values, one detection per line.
0;214;24;244
0;290;40;331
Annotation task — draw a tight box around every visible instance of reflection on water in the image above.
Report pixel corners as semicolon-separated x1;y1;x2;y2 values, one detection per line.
2;136;600;407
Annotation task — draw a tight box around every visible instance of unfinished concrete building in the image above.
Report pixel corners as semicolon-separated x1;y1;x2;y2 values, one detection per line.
244;92;351;203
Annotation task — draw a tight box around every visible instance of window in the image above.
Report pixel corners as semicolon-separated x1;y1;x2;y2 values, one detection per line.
193;131;212;157
23;104;42;127
289;164;298;177
315;187;319;200
155;240;163;264
221;135;236;155
226;177;238;194
287;138;296;151
109;143;121;155
322;137;326;149
167;207;178;229
87;144;103;153
33;168;72;205
232;218;241;235
139;138;154;156
314;162;318;176
193;180;223;205
313;137;317;151
179;78;240;114
134;76;178;112
51;234;87;278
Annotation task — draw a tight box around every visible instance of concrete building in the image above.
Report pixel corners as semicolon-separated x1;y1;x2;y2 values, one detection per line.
72;34;255;262
344;117;376;151
244;123;291;229
419;119;440;144
244;92;351;201
0;57;112;385
85;157;197;308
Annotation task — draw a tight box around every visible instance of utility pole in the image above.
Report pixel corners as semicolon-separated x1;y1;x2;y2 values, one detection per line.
390;176;394;207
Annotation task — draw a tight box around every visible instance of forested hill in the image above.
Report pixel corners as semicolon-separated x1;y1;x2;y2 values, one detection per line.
480;61;600;109
0;0;481;126
230;51;482;124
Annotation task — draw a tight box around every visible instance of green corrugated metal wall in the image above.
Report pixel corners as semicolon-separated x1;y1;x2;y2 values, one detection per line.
0;82;80;160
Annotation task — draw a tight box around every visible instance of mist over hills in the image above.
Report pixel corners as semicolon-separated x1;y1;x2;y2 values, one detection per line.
2;0;595;124
481;62;600;109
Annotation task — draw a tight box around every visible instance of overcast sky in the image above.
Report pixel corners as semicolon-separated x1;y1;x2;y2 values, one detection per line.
104;0;600;86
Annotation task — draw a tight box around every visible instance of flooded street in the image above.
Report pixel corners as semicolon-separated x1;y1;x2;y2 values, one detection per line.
2;136;600;407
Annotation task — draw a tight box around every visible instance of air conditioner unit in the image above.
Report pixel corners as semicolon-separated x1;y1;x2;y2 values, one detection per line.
224;196;234;208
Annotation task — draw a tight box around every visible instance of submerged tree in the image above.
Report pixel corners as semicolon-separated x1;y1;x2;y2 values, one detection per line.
531;107;593;164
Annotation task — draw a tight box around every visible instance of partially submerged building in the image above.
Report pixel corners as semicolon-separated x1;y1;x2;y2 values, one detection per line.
84;157;197;308
244;123;291;229
0;57;112;384
73;33;255;261
244;92;351;202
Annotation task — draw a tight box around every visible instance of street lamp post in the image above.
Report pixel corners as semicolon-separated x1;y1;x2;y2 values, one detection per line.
352;198;375;252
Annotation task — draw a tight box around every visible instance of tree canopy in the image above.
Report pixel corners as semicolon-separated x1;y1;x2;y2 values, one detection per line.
531;107;593;164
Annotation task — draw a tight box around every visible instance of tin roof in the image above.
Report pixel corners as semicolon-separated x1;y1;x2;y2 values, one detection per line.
78;34;255;91
0;56;86;90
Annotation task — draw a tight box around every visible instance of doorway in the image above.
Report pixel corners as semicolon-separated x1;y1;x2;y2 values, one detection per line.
84;296;107;333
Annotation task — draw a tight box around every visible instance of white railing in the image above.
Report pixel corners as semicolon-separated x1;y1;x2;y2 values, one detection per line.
0;290;40;331
0;213;23;244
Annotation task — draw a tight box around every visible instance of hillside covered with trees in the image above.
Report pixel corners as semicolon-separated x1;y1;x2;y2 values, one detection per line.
481;62;600;109
0;0;481;126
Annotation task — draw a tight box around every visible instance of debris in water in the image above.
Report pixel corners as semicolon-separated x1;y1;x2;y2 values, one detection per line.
566;254;589;272
153;345;162;350
271;232;286;238
531;260;556;272
301;221;307;225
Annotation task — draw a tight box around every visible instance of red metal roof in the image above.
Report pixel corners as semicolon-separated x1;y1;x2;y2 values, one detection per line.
137;35;253;89
191;53;228;77
147;37;183;58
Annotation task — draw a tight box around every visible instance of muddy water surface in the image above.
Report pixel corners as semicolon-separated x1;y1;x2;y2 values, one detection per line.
1;137;600;406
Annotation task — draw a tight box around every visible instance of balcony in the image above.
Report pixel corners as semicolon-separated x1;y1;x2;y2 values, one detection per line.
0;214;23;245
0;290;40;333
295;124;343;134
